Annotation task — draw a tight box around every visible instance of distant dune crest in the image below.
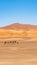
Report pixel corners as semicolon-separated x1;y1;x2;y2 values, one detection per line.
0;23;37;39
0;23;37;30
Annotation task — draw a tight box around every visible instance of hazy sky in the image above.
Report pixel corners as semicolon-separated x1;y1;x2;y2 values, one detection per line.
0;0;37;26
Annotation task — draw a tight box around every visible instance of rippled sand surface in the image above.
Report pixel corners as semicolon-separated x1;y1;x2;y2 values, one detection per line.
0;42;37;65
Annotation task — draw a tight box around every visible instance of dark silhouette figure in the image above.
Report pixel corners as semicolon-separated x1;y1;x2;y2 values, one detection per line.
4;41;6;44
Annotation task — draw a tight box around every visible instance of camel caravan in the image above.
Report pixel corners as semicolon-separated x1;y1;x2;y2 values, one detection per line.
4;40;18;44
0;40;20;44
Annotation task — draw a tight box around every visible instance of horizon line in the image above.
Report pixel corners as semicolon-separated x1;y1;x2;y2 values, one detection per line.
0;22;37;27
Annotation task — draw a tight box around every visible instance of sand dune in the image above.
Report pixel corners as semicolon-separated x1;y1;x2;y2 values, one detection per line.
0;23;37;65
0;23;37;40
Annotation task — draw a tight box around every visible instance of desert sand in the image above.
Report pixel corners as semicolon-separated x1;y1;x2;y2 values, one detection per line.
0;40;37;65
0;23;37;65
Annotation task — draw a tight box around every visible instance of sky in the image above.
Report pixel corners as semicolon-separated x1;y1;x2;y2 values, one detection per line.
0;0;37;26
